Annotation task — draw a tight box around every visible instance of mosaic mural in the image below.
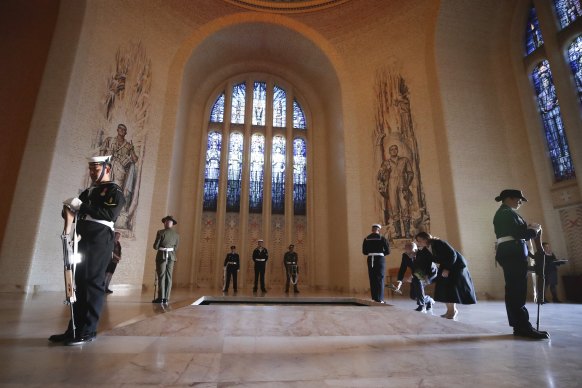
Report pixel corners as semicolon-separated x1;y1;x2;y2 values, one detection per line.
373;68;430;241
89;42;151;236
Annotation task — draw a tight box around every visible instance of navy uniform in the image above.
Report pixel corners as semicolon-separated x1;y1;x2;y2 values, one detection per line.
493;189;549;339
252;240;269;292
284;244;299;293
397;244;436;311
50;155;125;345
362;224;390;302
223;246;240;292
153;216;180;304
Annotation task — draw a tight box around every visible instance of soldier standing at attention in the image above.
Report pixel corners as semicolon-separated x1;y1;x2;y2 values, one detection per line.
362;224;390;303
284;244;300;294
223;245;240;293
252;239;269;293
153;216;179;304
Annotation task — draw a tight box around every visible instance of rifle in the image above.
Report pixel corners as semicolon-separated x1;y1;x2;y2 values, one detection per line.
532;229;546;331
61;206;81;338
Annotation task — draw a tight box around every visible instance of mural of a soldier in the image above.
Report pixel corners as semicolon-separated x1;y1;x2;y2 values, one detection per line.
377;144;414;238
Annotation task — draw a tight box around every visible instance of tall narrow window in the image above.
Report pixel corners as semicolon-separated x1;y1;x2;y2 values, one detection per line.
249;133;265;213
293;99;306;130
252;81;266;126
532;61;576;181
293;138;307;215
231;82;246;124
203;131;222;211
210;92;225;123
554;0;582;30
567;35;582;105
273;85;286;127
271;135;286;214
226;132;244;212
525;6;544;56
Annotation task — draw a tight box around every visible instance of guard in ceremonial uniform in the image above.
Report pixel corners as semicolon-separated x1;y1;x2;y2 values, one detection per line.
223;245;240;292
50;155;125;345
153;215;180;304
252;239;269;293
494;189;549;339
362;224;390;303
284;244;300;293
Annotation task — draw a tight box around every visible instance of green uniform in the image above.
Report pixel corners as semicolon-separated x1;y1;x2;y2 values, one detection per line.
153;228;180;301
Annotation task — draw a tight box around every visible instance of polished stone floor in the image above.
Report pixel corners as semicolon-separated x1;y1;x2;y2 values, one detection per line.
0;287;581;387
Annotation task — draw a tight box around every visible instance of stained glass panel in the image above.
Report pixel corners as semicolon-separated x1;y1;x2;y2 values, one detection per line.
531;60;575;181
210;92;225;123
203;131;222;211
554;0;582;30
231;82;246;124
252;81;266;126
273;85;287;127
293;138;307;215
293;99;306;130
525;6;544;56
567;35;582;105
226;132;244;212
249;133;265;213
272;135;286;214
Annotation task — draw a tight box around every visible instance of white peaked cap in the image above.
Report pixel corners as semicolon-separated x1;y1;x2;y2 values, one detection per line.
88;155;112;164
372;224;382;229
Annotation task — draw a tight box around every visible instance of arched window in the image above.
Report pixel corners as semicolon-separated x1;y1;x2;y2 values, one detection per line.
526;5;544;56
553;0;582;30
567;35;582;104
197;77;310;288
531;61;575;181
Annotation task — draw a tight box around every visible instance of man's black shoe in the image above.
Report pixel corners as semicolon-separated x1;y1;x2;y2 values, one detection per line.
162;299;168;304
415;305;426;312
152;298;163;303
294;289;300;294
252;288;258;292
261;289;267;293
513;328;550;339
426;301;433;310
65;332;96;346
48;330;73;343
106;289;113;294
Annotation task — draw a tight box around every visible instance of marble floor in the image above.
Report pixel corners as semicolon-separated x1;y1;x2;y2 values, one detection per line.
0;287;581;387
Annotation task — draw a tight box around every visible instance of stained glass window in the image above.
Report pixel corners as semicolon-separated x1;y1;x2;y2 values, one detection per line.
273;85;286;127
293;138;307;215
203;131;222;211
226;132;244;212
525;6;544;56
531;60;575;181
231;82;246;124
293;99;306;129
272;135;286;214
252;82;266;126
554;0;582;30
210;92;225;123
567;35;582;104
249;133;265;213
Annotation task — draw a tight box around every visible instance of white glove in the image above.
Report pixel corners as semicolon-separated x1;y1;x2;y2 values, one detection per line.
395;281;402;291
528;223;542;233
63;197;82;212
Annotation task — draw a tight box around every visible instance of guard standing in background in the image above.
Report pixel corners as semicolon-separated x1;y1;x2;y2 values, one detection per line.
362;224;390;303
223;245;240;293
252;239;269;293
153;215;179;304
284;244;300;294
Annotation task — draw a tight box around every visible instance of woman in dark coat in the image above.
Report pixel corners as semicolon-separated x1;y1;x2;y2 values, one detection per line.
414;232;477;319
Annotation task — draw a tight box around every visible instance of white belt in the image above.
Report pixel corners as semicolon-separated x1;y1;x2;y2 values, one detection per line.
84;215;114;231
159;247;174;261
497;236;515;244
368;253;385;256
256;259;266;261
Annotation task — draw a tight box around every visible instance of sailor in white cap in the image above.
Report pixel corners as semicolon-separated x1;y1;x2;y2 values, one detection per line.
362;224;390;303
252;239;269;293
49;155;125;345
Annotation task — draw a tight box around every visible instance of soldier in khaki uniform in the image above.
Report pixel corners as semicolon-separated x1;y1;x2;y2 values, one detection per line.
153;216;179;304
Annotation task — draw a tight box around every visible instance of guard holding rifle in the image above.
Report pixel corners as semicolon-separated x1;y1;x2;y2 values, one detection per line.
50;155;125;346
284;244;300;294
153;215;179;304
